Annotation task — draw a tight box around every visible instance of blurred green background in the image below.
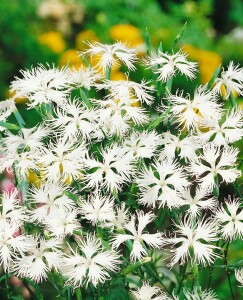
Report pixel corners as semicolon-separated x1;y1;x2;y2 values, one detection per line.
1;0;243;101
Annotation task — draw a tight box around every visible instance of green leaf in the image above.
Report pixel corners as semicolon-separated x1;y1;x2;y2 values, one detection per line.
64;190;79;202
0;121;19;130
207;64;221;90
145;28;152;56
122;257;151;275
172;21;187;48
79;88;92;109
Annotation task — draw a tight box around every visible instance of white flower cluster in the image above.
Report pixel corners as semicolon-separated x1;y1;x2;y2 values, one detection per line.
0;41;243;298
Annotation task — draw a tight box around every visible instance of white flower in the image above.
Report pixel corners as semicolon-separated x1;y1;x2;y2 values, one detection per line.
137;160;189;208
112;211;164;261
3;125;49;152
0;151;39;180
38;139;86;182
214;62;243;98
131;282;171;300
79;193;115;225
14;236;63;283
84;146;134;192
93;97;148;136
180;187;217;217
123;130;160;159
166;87;222;130
104;202;129;230
0;99;16;131
62;234;120;287
159;132;199;161
146;50;197;82
83;41;137;72
235;268;243;286
97;79;154;105
0;188;27;225
184;287;218;300
197;109;243;146
44;208;81;238
215;197;243;241
0;222;32;272
188;145;241;191
167;218;219;266
29;182;76;223
49;98;97;142
70;66;100;90
10;64;73;108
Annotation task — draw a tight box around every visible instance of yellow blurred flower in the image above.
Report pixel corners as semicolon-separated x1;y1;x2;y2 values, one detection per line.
5;90;27;104
183;44;222;84
27;170;41;188
39;31;66;54
76;29;100;51
59;49;85;69
109;24;146;55
110;71;127;81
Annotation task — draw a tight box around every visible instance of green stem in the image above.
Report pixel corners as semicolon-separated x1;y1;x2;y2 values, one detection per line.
0;121;19;130
79;89;92;109
213;175;219;198
165;77;173;95
5;272;10;300
13;107;25;127
67;286;71;300
148;108;171;131
177;263;187;294
105;67;111;80
229;92;236;108
224;243;235;300
192;264;202;299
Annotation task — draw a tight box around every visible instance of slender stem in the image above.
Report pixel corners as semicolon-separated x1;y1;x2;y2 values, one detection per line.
67;286;71;300
143;264;171;295
105;67;111;80
224;243;235;300
177;263;187;294
13;107;25;127
165;77;173;95
5;272;10;300
213;175;219;198
229;92;236;108
191;264;202;299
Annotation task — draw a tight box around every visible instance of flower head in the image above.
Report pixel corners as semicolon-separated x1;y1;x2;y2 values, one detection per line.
131;282;171;300
137;160;189;208
146;50;197;82
188;145;241;191
85;145;134;192
79;193;115;225
180;187;217;217
215;197;243;241
214;62;243;98
14;236;63;282
83;42;137;72
0;222;33;272
97;79;154;105
3;125;49;152
167;218;219;266
62;234;120;287
112;211;164;261
235;268;243;287
10;64;73;108
166;87;221;130
197;109;243;146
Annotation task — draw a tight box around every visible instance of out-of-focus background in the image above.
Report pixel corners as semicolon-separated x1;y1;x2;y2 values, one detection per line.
1;0;243;101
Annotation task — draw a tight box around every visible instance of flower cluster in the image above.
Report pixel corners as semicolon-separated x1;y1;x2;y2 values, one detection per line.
0;40;243;299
